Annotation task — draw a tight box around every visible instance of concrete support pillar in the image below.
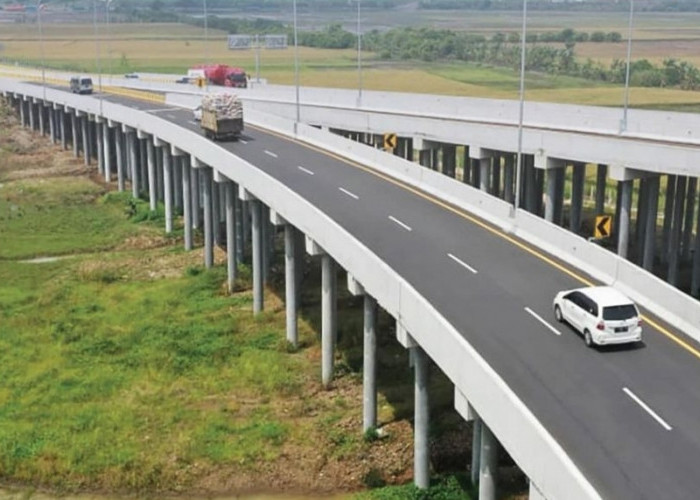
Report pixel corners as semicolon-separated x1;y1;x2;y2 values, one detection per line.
472;414;482;486
570;163;585;233
662;175;677;264
225;181;236;292
492;157;501;197
691;201;700;297
617;180;633;259
503;155;515;203
595;164;607;215
285;225;298;346
60;110;67;151
29;102;36;130
156;147;164;202
321;254;337;388
38;103;45;135
668;176;687;286
49;107;56;144
139;139;148;190
261;206;270;283
544;168;559;223
643;176;660;272
251;199;264;314
413;345;430;490
212;179;221;247
479;157;490;192
163;146;174;234
96;121;105;175
363;295;377;432
19;99;26;127
129;132;139;197
71;112;79;157
202;167;214;268
525;157;538;214
553;167;565;225
103;125;112;183
191;166;201;230
81;117;90;166
147;139;156;211
479;423;498;500
635;179;649;264
182;156;193;251
235;192;244;265
115;128;125;192
682;177;697;262
442;145;456;178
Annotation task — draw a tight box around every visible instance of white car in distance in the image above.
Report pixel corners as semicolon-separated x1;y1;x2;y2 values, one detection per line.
193;105;202;122
553;286;642;347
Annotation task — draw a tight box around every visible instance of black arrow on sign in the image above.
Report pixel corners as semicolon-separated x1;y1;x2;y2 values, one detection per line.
596;216;610;237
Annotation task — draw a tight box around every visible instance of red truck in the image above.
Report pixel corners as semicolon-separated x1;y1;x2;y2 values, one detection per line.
189;64;247;88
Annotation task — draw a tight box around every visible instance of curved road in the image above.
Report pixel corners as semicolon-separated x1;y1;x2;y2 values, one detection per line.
95;93;700;499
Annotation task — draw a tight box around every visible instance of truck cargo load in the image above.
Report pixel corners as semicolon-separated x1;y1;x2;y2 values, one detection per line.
200;93;244;141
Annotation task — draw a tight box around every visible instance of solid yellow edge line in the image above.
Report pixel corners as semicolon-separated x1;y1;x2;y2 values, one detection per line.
249;123;700;361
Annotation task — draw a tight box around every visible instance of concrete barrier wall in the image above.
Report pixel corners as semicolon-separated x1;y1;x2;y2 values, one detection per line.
2;79;601;500
241;106;700;345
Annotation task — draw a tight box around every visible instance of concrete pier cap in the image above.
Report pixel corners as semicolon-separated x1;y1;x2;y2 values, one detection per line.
213;169;229;183
454;387;477;422
190;155;205;169
238;187;256;202
305;235;325;256
470;146;498;160
396;321;417;349
137;130;150;140
347;273;365;296
269;209;288;226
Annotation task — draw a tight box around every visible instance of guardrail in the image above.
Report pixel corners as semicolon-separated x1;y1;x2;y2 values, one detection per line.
2;79;602;500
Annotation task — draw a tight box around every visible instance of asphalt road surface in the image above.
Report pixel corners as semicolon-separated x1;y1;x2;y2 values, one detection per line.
89;92;700;499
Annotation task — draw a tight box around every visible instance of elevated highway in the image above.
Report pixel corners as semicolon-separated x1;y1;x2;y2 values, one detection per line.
4;79;700;500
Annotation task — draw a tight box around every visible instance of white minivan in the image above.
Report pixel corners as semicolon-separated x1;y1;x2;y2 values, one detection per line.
553;286;642;347
70;76;93;95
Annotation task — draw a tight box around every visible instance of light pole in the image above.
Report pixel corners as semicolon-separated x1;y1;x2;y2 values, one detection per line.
37;0;46;101
357;0;362;106
621;0;635;133
93;0;103;115
513;0;527;214
293;0;300;126
203;0;209;91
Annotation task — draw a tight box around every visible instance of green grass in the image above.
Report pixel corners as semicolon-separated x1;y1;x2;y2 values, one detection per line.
0;181;150;259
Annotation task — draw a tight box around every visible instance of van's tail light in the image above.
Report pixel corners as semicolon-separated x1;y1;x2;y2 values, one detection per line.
596;322;605;330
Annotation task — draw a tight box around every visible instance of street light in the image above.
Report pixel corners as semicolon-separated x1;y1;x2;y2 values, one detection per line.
293;0;300;126
37;0;46;101
513;0;527;214
203;0;209;91
621;0;635;133
357;0;362;106
93;0;103;115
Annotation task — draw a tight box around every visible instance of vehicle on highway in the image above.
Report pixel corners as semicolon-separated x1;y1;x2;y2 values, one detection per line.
69;75;93;94
175;76;192;84
199;93;243;141
124;73;139;79
553;286;642;347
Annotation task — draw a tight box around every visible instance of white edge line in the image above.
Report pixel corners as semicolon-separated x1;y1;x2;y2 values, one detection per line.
388;215;412;232
524;307;562;336
298;166;314;175
447;253;478;274
264;150;278;158
239;139;248;144
623;387;673;431
338;187;359;200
